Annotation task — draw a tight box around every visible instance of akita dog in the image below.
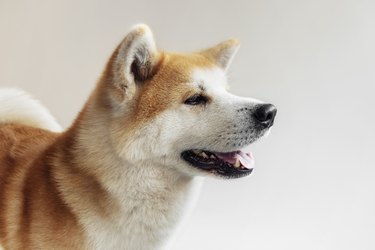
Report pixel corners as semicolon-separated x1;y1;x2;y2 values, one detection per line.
0;24;276;250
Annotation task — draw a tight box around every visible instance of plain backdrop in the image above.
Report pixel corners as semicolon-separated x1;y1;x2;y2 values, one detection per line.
1;0;374;249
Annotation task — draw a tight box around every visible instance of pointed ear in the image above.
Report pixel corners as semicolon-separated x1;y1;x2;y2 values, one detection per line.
110;24;160;89
200;39;240;71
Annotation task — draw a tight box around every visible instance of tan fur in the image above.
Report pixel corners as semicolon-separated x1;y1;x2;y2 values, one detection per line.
0;25;242;249
0;125;86;249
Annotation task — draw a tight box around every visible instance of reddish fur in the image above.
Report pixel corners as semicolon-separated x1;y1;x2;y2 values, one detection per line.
0;125;86;249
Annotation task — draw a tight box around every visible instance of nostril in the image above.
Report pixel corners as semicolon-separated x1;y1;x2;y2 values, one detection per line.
253;104;277;127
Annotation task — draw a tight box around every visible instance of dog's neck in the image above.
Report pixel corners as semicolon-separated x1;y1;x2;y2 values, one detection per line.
53;100;202;250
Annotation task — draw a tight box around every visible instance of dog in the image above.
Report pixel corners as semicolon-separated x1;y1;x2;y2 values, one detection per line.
0;24;276;250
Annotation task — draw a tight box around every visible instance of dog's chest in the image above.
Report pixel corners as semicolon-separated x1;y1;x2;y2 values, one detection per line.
87;210;172;250
84;177;202;250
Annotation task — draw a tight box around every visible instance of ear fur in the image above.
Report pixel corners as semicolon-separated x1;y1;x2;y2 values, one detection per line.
111;24;160;89
200;39;240;71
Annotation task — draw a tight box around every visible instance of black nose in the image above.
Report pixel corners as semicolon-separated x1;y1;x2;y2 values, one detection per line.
253;104;277;128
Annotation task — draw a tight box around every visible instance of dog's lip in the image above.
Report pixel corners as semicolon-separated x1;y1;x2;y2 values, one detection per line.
181;149;254;179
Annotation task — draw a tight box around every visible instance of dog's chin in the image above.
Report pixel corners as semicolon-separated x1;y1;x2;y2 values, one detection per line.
180;149;254;179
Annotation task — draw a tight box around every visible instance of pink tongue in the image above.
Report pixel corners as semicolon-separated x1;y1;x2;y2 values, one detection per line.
237;151;254;169
215;151;254;169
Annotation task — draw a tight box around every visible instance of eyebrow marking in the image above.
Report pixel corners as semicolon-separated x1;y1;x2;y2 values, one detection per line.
198;83;206;91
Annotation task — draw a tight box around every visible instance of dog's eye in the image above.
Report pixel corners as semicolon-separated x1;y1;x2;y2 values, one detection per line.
184;94;208;105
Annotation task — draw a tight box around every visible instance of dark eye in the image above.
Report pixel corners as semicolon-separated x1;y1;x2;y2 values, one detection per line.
184;94;208;105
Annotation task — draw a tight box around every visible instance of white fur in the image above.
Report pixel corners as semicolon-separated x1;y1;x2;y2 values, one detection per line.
192;67;263;104
85;171;202;250
0;88;62;132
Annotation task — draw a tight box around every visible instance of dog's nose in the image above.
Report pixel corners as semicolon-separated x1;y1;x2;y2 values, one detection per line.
253;104;277;128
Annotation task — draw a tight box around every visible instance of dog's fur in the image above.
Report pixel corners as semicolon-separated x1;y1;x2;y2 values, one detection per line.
0;25;274;250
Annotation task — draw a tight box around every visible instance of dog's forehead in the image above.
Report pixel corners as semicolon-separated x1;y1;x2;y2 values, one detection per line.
191;68;227;90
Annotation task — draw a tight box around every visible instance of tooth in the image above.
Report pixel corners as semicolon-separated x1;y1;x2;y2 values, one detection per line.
201;152;208;158
192;150;200;154
210;155;215;159
234;159;241;168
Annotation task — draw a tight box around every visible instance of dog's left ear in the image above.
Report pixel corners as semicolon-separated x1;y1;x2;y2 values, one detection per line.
106;24;161;101
200;39;240;71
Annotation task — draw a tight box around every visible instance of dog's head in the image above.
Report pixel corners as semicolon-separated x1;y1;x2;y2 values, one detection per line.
95;24;276;179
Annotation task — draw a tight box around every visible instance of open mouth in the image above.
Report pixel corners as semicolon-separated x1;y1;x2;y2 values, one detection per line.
181;149;254;178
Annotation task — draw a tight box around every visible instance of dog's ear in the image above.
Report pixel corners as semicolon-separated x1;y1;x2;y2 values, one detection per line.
106;24;161;99
200;39;240;71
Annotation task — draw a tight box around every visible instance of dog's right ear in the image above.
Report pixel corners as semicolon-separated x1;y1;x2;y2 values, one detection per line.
105;24;161;102
199;39;240;71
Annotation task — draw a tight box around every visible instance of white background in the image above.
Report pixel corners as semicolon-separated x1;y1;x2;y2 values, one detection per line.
1;1;374;249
